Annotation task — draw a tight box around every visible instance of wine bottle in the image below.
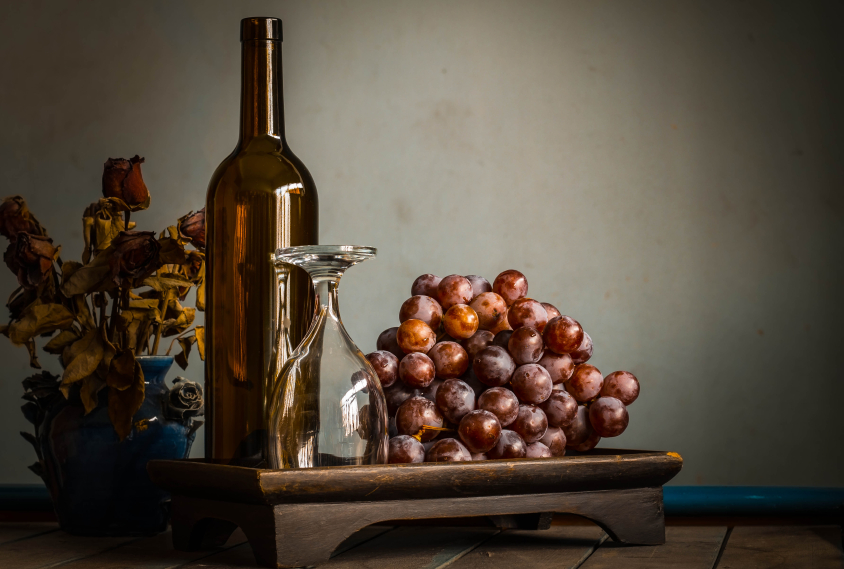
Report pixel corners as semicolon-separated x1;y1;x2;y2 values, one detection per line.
205;17;318;464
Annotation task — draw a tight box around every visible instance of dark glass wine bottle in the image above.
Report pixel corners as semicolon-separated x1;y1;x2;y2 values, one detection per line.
205;17;318;465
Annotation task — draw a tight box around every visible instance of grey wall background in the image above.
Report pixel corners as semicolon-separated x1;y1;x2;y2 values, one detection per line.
0;0;841;486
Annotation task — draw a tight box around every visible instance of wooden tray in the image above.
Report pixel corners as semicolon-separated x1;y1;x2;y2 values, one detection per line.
149;449;682;568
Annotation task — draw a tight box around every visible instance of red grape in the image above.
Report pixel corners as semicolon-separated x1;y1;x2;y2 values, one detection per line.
539;389;578;427
477;386;520;427
388;435;425;463
442;304;479;339
569;429;601;452
538;351;574;384
471;453;488;461
399;352;436;388
525;442;552;458
418;378;443;403
461;330;495;359
376;327;404;360
384;381;419;415
472;345;516;387
507;298;549;332
540;426;566;456
469;292;508;331
411;274;442;298
570;331;593;364
399;295;443;330
437;275;474;310
510;364;553;404
366;350;399;388
589;396;629;437
427;341;469;379
493;270;528;306
487;429;527;459
435;378;476;423
458;409;502;453
490;315;513;334
464;275;492;300
541;302;561;320
601;371;640;406
511;405;548;443
396;319;436;354
562;405;592;446
395;396;444;442
508;327;544;365
492;330;513;350
460;368;487;399
566;364;603;402
543;316;584;354
426;438;472;462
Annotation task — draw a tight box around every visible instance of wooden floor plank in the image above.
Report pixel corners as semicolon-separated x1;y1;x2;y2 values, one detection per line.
0;531;139;569
52;529;247;569
718;526;844;569
318;526;499;569
448;525;607;569
0;522;59;545
184;526;397;568
580;526;728;569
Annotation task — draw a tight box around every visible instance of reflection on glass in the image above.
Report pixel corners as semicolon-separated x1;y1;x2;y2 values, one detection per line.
268;246;388;468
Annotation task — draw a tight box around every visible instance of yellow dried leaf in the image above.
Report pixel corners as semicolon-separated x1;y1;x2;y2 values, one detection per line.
9;302;75;345
174;335;196;370
25;339;41;369
108;356;145;441
158;238;187;265
142;275;192;291
106;349;137;391
60;329;104;392
195;263;205;312
98;331;118;379
80;376;105;414
73;295;97;330
43;329;80;354
61;251;115;296
128;298;160;310
195;326;205;360
61;261;83;286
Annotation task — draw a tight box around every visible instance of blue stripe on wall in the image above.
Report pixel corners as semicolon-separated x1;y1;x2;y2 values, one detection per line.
1;484;842;516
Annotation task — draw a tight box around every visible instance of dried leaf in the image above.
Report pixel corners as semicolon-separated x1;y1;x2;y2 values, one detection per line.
195;326;205;360
97;331;118;379
73;294;97;330
107;353;145;441
25;339;41;369
163;306;195;337
28;461;44;478
195;263;205;312
43;329;80;354
80;376;105;414
61;250;114;295
118;307;161;331
141;274;192;292
20;431;37;448
9;301;75;345
21;403;38;425
61;261;83;285
158;237;187;265
82;216;94;264
94;209;122;252
60;329;104;395
106;349;137;391
128;298;160;310
174;335;196;370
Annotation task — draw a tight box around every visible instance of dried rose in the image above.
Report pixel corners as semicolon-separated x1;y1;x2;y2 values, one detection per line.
102;156;150;209
4;234;58;289
108;231;161;285
0;196;43;242
178;208;205;249
165;376;204;419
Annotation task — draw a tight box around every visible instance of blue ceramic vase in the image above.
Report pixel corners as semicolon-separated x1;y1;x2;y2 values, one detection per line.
24;356;202;536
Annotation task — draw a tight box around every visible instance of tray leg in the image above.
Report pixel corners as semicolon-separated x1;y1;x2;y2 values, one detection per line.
563;487;665;545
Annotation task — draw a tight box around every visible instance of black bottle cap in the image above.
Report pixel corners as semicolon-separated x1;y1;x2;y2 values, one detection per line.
241;17;282;42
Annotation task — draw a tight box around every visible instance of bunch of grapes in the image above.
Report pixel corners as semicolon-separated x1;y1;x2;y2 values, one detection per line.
366;270;640;464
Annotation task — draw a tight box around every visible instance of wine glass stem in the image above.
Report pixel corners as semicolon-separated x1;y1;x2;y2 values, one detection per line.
312;276;341;320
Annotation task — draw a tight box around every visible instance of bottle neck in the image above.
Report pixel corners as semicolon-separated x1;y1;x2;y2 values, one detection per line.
239;39;285;145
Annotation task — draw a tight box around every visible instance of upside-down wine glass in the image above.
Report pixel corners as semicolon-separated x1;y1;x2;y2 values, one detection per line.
268;245;388;468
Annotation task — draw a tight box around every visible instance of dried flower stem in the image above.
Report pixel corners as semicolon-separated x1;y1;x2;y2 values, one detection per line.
164;327;197;356
150;288;173;355
107;289;121;342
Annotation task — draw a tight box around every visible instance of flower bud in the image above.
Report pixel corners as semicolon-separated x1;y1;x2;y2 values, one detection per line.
102;156;150;208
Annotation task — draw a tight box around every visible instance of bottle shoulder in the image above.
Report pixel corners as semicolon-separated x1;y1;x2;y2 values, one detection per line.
207;136;318;202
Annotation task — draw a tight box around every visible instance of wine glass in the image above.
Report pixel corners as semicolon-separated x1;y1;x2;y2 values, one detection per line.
268;245;388;468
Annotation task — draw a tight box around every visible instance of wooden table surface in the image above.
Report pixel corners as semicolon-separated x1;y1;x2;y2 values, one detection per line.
0;516;841;569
